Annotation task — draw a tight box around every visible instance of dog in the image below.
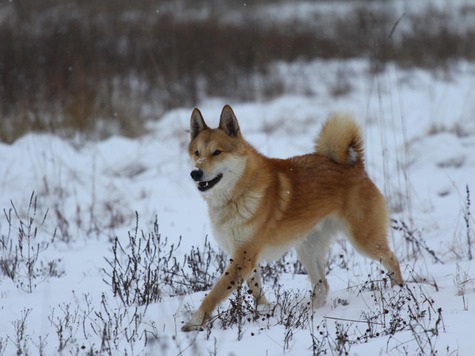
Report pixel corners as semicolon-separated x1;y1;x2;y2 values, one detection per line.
182;105;403;332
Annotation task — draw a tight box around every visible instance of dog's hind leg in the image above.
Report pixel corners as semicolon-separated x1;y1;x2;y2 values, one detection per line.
296;220;335;307
347;228;403;286
246;266;269;305
344;189;404;286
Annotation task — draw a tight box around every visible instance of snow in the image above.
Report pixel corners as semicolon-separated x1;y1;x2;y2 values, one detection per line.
0;59;474;355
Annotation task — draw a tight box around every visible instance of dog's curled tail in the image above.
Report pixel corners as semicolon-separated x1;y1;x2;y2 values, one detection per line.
315;114;364;165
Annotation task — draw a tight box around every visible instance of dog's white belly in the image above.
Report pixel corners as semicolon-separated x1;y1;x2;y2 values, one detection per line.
212;225;297;263
259;240;299;262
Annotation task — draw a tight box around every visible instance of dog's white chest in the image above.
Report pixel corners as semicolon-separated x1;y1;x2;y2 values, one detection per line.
212;218;253;255
208;203;256;256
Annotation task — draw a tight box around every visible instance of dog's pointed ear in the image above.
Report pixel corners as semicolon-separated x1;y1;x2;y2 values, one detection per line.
190;108;208;140
219;105;240;137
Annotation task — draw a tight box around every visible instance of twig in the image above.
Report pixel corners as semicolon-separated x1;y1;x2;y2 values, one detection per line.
324;315;384;326
465;185;472;260
387;13;406;39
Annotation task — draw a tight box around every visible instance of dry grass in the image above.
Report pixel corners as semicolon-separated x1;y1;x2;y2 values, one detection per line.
1;0;474;142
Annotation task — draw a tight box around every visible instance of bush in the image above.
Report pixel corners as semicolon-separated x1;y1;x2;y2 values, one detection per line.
0;192;63;292
1;0;474;142
103;212;226;307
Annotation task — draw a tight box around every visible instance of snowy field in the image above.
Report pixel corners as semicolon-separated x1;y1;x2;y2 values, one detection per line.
0;59;474;355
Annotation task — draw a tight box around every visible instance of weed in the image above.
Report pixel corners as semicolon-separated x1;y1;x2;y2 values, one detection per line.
208;280;256;341
454;263;473;311
0;338;7;356
334;321;352;355
464;185;472;260
1;1;474;142
46;292;159;356
32;336;47;356
48;303;80;353
9;308;32;356
310;319;331;355
104;212;226;307
275;287;314;352
184;236;227;293
357;275;445;354
392;219;443;264
205;282;313;352
300;270;447;355
261;251;306;289
103;213;178;306
0;192;63;292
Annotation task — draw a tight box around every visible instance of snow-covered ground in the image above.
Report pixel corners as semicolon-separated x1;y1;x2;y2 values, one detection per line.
0;59;474;355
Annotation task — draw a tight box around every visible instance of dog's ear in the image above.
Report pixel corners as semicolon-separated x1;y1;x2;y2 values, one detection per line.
190;108;208;140
219;105;240;137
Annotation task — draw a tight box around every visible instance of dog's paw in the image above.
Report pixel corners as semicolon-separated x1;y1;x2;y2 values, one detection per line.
256;301;273;314
181;322;204;332
391;277;404;287
181;310;206;332
255;295;270;306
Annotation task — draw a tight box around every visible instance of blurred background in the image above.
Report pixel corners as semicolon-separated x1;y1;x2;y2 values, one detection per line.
1;0;474;143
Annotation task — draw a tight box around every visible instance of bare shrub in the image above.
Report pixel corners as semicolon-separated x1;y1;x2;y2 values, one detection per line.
103;212;226;307
307;270;447;355
9;309;32;356
198;258;447;354
464;185;473;260
45;292;161;355
392;219;443;264
103;213;179;306
0;337;7;356
89;293;156;355
1;1;474;142
260;250;306;289
48;303;81;353
205;283;313;352
0;192;64;292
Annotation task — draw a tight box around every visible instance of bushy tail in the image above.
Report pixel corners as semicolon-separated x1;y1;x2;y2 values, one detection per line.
315;114;364;165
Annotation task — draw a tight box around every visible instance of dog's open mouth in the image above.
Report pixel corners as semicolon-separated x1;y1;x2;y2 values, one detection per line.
197;174;223;192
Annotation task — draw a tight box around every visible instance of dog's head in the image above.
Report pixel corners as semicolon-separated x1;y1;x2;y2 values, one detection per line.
188;105;247;196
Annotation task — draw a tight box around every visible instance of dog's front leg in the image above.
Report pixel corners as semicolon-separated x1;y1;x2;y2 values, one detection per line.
182;248;257;332
246;266;269;305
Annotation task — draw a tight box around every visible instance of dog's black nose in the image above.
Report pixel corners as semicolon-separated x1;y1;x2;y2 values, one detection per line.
190;169;203;181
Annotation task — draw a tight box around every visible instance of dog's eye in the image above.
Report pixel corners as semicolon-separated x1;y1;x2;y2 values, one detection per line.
213;150;222;156
194;151;199;157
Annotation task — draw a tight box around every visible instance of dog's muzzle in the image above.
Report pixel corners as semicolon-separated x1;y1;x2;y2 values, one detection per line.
190;169;223;192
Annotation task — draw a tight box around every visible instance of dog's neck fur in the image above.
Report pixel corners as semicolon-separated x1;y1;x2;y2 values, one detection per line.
205;144;269;221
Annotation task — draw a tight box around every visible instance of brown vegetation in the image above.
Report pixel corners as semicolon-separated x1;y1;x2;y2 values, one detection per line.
0;0;474;142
